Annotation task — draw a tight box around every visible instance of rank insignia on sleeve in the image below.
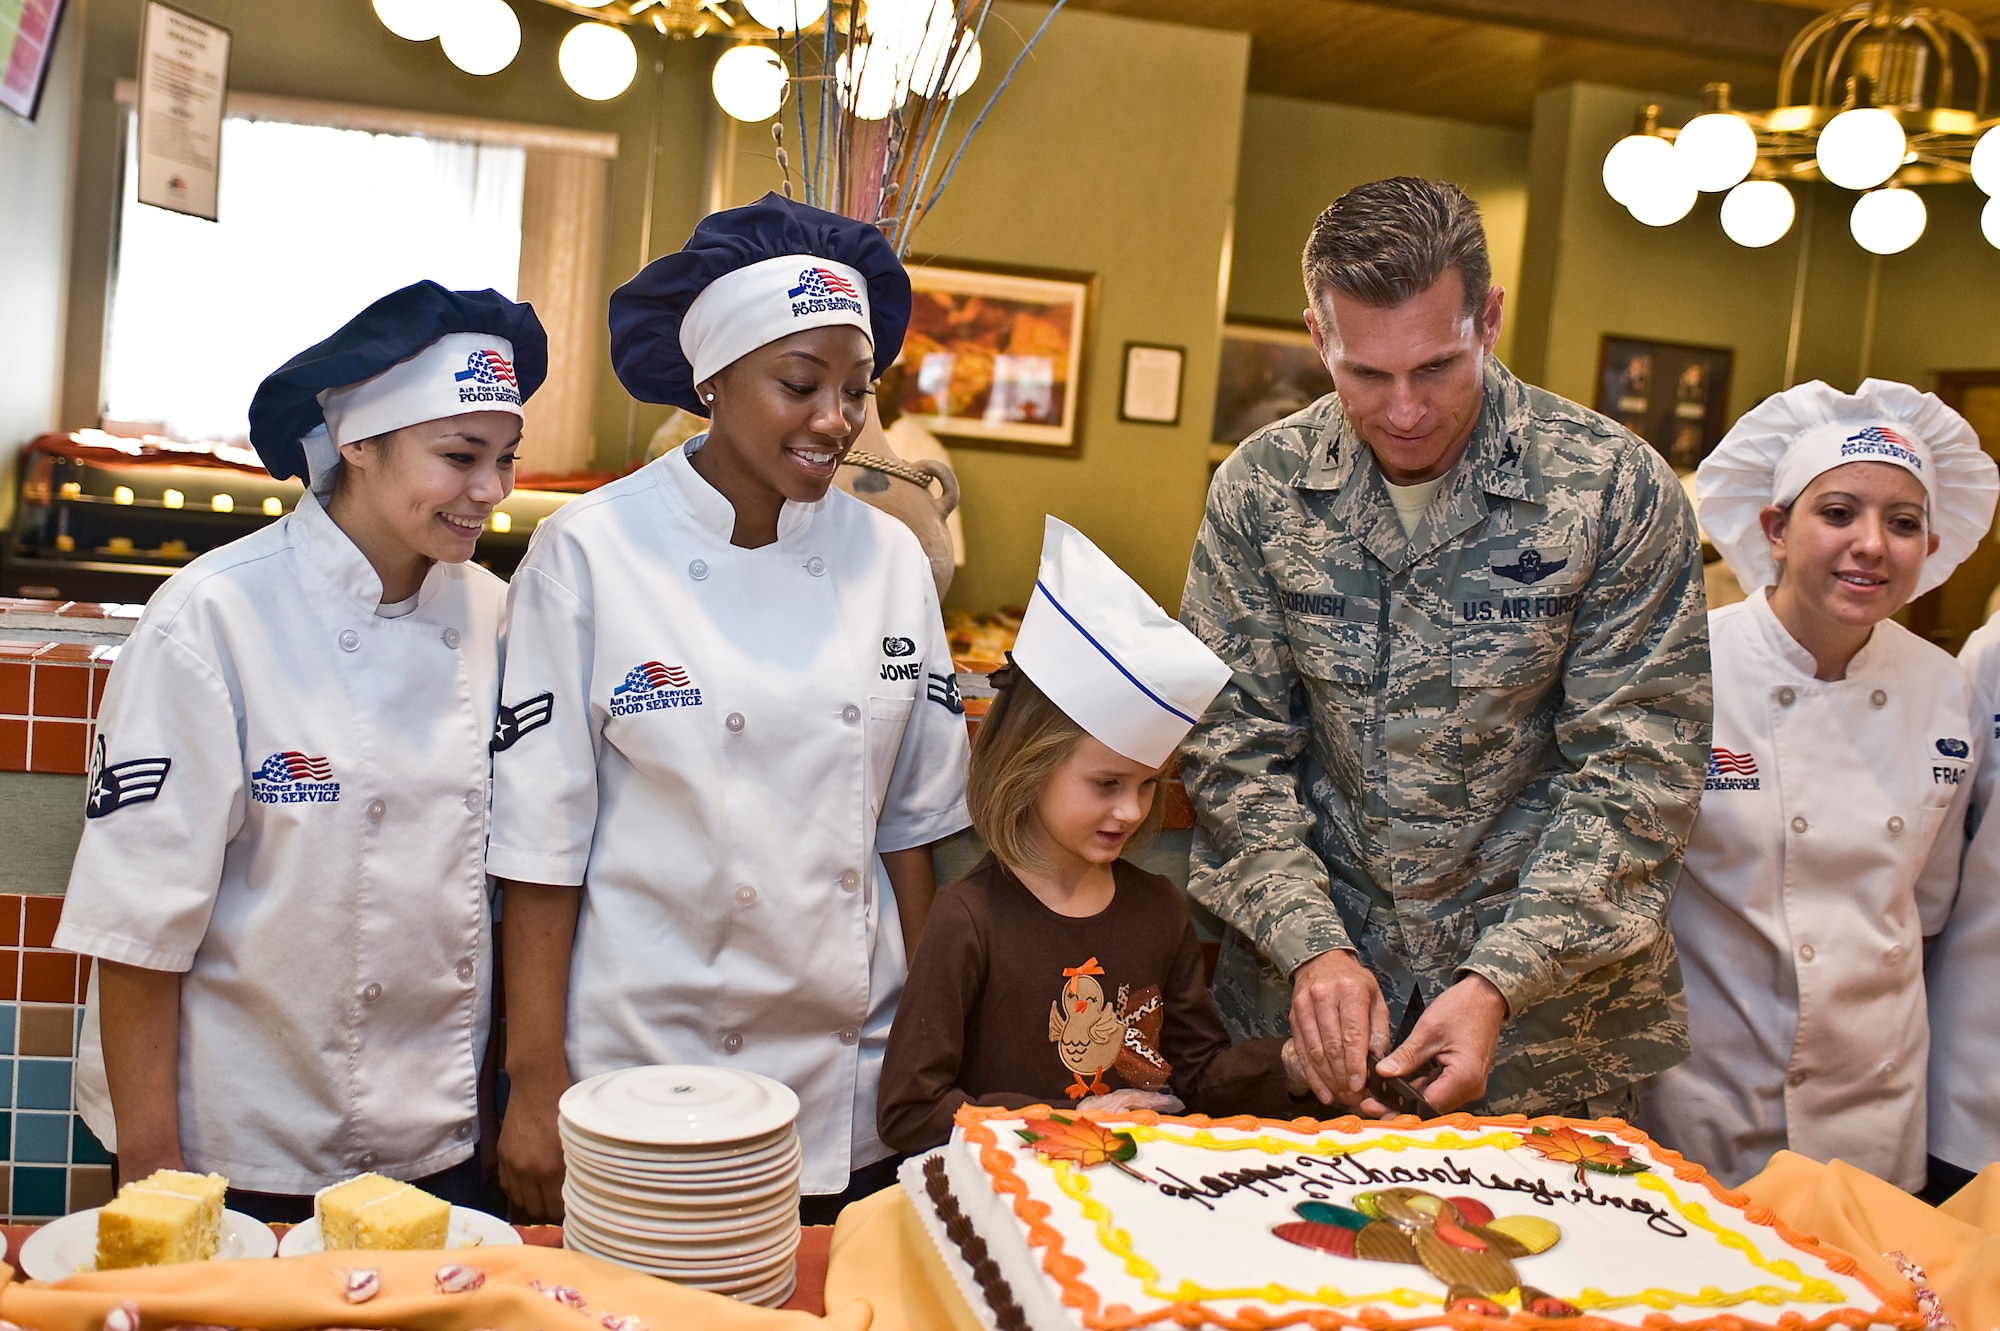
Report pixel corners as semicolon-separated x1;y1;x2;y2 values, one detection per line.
84;736;172;819
491;691;555;752
926;670;963;715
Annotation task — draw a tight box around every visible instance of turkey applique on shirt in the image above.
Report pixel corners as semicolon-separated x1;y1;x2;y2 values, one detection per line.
1048;956;1170;1096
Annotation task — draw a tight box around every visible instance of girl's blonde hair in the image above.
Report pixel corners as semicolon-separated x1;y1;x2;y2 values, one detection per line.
967;666;1165;874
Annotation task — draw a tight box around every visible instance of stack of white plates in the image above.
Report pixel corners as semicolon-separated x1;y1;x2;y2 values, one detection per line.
559;1065;802;1306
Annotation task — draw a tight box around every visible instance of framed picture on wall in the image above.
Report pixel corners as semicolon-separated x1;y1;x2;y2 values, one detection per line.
1213;319;1335;449
887;258;1097;457
1;0;68;122
1595;335;1734;473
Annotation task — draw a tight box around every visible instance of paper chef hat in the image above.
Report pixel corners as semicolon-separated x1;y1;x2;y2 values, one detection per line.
1011;517;1233;768
1696;378;1999;598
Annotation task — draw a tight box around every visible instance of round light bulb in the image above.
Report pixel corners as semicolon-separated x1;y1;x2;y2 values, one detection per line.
1719;179;1796;247
1850;186;1927;254
743;0;829;30
710;45;786;122
559;22;637;100
1602;133;1676;209
1973;126;2000;196
836;41;901;120
1673;112;1757;192
1983;196;2000;249
440;0;520;76
865;0;933;60
1627;171;1698;226
904;12;979;97
373;0;446;41
1816;107;1906;190
944;35;979;98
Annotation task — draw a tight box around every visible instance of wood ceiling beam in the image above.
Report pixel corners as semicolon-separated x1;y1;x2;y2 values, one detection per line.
1346;0;1812;65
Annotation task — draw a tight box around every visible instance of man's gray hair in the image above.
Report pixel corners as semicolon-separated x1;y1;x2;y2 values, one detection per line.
1302;177;1491;318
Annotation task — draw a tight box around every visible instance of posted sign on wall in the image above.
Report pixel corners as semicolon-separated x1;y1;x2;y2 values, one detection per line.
136;2;229;220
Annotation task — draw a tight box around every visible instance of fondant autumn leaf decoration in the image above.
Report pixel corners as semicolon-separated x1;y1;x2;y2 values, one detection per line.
1016;1113;1152;1183
1522;1125;1650;1185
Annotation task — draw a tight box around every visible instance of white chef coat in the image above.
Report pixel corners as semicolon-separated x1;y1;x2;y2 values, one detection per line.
56;491;503;1193
1637;588;1974;1192
1927;617;2000;1173
486;440;971;1195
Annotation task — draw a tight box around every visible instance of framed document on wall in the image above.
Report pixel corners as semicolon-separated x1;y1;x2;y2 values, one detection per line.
1;0;67;123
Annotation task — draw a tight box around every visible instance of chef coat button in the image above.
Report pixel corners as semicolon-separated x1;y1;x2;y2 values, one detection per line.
1888;815;1905;835
456;959;475;982
1790;816;1808;834
721;1032;743;1054
840;869;861;892
1889;943;1906;962
842;704;861;725
807;557;827;577
453;1122;473;1141
1871;689;1888;708
1778;686;1796;706
836;1027;859;1045
362;982;382;1003
366;799;386;822
339;629;360;652
464;790;482;813
1882;1061;1896;1077
1787;1070;1807;1087
1798;943;1815;962
358;1151;379;1169
689;558;709;581
736;884;757;906
441;627;460;649
726;712;745;733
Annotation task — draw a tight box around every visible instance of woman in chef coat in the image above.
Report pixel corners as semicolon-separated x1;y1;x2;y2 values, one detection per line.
490;194;971;1224
1925;621;2000;1198
54;281;542;1220
1636;379;1997;1193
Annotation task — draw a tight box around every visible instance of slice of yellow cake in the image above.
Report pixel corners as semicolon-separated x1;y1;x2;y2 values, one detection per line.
316;1172;451;1250
96;1169;228;1269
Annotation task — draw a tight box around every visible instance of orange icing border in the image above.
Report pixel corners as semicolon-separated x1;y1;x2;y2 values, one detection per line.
952;1105;1925;1331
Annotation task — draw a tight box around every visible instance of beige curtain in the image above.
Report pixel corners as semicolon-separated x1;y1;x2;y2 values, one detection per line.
516;150;609;476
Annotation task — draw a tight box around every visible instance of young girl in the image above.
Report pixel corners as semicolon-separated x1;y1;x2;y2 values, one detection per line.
878;517;1313;1152
55;282;539;1218
1637;378;1998;1192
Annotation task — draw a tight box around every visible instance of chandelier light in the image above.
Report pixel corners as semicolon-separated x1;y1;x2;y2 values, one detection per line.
558;21;637;100
741;0;830;31
1602;1;1993;252
1720;179;1798;246
1982;195;2000;247
711;44;788;122
440;0;521;76
1628;169;1700;226
1850;185;1928;253
373;0;447;42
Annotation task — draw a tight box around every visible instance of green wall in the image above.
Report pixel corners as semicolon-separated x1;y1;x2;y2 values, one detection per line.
1228;93;1529;366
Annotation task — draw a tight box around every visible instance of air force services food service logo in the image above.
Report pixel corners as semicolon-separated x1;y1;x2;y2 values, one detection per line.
610;661;704;716
1705;746;1760;792
788;267;864;319
453;349;522;407
1842;425;1922;469
251;751;341;804
84;736;171;819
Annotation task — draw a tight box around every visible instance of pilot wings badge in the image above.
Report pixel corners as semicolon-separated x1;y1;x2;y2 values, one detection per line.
1491;547;1570;586
85;736;172;819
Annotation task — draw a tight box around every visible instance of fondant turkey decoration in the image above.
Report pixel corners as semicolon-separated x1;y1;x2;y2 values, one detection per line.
1272;1186;1579;1318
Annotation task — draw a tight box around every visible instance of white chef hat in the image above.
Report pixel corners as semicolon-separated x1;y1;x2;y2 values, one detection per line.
1695;378;1998;598
1011;517;1232;768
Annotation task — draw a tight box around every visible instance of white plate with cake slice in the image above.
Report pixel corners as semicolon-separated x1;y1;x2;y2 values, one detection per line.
276;1205;521;1256
19;1209;277;1281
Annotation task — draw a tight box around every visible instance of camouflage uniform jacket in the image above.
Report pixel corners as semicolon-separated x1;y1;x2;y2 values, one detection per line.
1178;358;1712;1113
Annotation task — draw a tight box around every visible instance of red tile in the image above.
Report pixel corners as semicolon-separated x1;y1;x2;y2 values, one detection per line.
20;950;77;1003
55;602;108;618
0;642;44;661
0;719;26;773
90;666;110;708
0;896;21;945
0;663;27;715
24;897;62;949
28;720;89;774
33;643;97;663
30;664;91;719
0;952;19;1002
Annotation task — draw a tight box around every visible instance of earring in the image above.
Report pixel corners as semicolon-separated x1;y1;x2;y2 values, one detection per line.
705;393;716;403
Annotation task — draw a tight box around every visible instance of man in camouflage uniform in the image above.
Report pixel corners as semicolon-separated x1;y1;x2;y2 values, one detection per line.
1179;178;1711;1117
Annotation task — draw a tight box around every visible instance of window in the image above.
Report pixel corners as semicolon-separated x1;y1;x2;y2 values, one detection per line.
103;113;525;445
